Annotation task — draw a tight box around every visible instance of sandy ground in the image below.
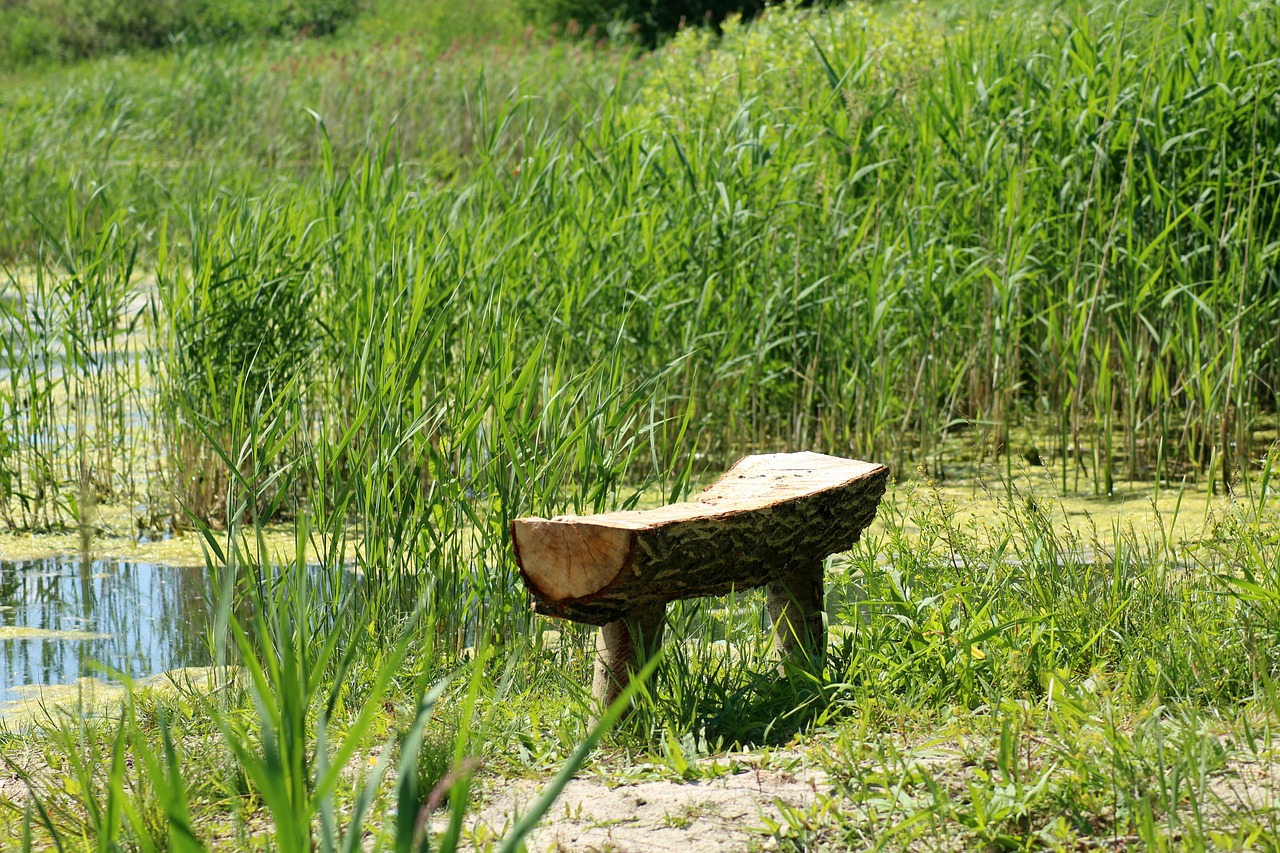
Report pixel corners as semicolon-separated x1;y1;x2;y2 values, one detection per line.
3;726;1278;850
464;737;1280;853
467;752;824;852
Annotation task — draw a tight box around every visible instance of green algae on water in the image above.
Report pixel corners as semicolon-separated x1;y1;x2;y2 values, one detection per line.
0;666;232;725
0;626;111;642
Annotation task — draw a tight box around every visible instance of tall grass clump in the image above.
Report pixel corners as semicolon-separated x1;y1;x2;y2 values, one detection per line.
157;187;322;524
623;0;1280;489
5;0;1278;525
0;31;631;523
14;293;668;848
0;32;628;259
0;193;147;531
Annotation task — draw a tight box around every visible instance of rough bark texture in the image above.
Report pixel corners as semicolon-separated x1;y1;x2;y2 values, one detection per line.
591;601;667;710
511;452;889;626
767;559;826;665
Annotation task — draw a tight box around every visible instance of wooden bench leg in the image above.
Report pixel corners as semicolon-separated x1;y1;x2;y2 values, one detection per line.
767;559;826;667
592;601;666;711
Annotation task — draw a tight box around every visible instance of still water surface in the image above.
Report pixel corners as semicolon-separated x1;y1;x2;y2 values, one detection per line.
0;558;214;704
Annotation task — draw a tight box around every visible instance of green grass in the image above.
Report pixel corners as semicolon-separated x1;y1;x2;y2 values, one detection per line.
1;0;1279;849
0;0;523;70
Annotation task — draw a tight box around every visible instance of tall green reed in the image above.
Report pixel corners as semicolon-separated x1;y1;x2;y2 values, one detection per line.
0;190;146;531
6;0;1280;527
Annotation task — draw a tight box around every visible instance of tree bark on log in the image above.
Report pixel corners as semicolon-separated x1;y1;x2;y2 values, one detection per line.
767;559;826;666
511;452;889;626
591;601;666;711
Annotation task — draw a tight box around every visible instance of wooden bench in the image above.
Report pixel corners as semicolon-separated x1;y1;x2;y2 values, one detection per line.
510;452;889;707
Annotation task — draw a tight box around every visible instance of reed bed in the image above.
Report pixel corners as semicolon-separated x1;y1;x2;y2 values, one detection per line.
1;0;1279;848
2;0;1276;523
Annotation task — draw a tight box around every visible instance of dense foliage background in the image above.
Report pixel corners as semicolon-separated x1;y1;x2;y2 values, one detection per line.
0;0;779;66
518;0;780;42
0;0;361;64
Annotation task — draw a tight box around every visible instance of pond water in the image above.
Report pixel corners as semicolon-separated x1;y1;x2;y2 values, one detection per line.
0;558;215;706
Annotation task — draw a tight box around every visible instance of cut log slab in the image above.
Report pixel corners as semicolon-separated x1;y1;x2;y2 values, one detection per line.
510;452;889;626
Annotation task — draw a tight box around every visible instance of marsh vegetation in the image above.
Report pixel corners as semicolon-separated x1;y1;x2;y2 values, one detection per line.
1;0;1279;849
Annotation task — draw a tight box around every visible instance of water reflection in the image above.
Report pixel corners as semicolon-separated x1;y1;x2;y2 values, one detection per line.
0;558;214;702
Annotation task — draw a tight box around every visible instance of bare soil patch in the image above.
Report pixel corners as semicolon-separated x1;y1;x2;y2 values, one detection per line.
468;751;823;852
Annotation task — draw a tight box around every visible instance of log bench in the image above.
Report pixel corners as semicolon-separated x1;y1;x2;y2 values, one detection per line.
509;452;889;707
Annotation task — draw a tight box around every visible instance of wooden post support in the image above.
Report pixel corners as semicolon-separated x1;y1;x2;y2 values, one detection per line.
510;452;889;707
767;558;826;666
591;601;666;711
